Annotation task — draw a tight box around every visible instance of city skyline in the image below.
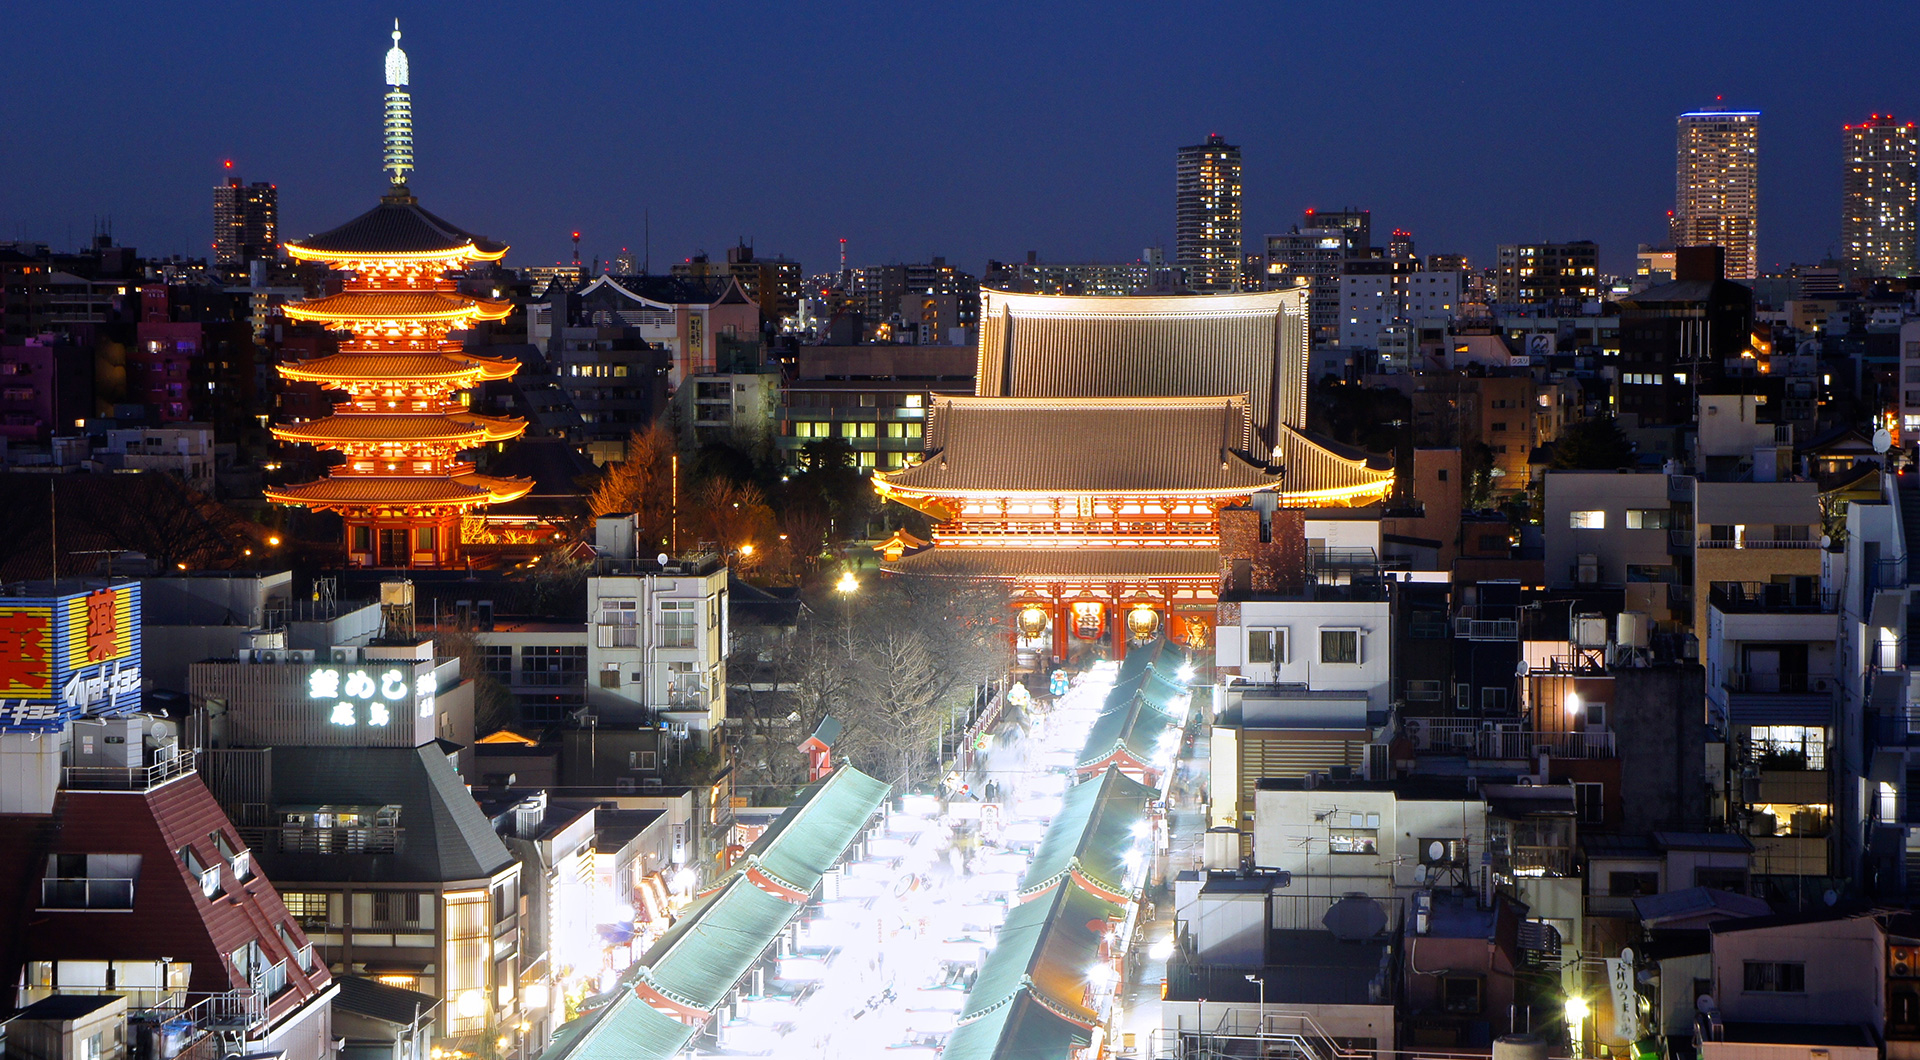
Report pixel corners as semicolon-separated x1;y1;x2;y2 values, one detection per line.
4;2;1920;276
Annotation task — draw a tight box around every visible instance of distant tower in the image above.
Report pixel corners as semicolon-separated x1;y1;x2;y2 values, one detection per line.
382;20;414;185
1176;134;1242;291
213;171;278;266
1675;107;1759;280
1843;114;1918;279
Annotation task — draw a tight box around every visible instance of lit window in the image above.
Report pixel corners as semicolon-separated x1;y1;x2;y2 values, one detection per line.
1569;510;1605;529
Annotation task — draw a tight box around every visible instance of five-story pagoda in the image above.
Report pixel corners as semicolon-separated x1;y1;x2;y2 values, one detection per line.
266;23;530;567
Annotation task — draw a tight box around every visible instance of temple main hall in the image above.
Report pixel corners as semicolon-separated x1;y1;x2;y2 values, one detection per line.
874;288;1393;664
265;25;530;568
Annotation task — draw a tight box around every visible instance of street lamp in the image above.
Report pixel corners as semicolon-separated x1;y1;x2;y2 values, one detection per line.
1565;996;1589;1058
835;571;858;659
1244;973;1265;1048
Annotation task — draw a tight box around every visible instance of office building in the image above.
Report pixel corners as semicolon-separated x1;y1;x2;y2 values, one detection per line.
1843;114;1918;278
1494;241;1600;305
213;177;278;267
1267;222;1363;377
1175;134;1242;291
1676;108;1760;280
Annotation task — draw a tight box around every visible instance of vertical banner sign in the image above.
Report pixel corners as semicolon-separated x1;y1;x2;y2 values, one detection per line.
1607;948;1639;1041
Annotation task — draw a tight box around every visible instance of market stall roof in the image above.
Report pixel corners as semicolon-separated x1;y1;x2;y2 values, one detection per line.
1019;766;1155;903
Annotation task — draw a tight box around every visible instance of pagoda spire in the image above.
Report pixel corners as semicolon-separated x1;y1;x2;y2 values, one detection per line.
382;20;414;187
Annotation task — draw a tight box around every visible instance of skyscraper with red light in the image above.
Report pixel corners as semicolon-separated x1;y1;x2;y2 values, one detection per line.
213;175;278;266
1843;114;1918;278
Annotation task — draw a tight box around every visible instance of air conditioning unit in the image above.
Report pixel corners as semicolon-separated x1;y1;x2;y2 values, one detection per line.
1893;945;1920;979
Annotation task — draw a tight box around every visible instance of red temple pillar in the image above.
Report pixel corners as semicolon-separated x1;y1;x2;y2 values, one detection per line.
1112;600;1127;662
1054;598;1071;666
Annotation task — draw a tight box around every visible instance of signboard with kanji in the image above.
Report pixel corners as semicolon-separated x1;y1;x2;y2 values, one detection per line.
1;583;142;732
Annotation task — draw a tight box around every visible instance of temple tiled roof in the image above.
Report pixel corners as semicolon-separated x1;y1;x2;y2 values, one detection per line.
878;395;1278;495
287;192;507;259
282;290;511;322
278;352;521;383
263;472;531;508
273;412;525;445
881;546;1218;580
570;273;755;308
975;288;1309;443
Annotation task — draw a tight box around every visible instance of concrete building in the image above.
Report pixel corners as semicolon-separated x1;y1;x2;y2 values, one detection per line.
1176;134;1243;292
1676;109;1760;281
213;177;279;268
1494;242;1600;306
775;344;973;472
585;515;731;743
1843;115;1917;279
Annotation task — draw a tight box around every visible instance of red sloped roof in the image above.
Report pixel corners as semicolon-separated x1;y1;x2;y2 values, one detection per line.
31;776;330;1017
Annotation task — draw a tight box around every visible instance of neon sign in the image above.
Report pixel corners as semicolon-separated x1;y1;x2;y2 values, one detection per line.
311;667;411;727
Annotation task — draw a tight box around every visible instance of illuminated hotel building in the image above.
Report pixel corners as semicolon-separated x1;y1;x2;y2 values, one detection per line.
875;289;1394;663
1176;134;1243;292
266;23;530;567
1675;108;1759;280
1843;114;1918;278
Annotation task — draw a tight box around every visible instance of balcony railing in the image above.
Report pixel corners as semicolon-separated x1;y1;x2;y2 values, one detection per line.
1406;720;1615;759
62;750;198;791
1869;557;1910;594
254;960;289;1000
1697;537;1819;550
1453;617;1520;641
1726;671;1837;695
39;876;135;910
274;825;402;854
1709;583;1838;613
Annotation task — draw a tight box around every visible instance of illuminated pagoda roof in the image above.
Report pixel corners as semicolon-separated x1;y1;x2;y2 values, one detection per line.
878;394;1279;497
278;351;521;385
273;412;526;445
282;290;513;323
263;472;531;510
285;189;507;263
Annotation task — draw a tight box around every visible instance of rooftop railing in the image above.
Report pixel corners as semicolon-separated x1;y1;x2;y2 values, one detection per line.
62;749;198;792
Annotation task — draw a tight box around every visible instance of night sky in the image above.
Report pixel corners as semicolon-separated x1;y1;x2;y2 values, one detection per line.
5;1;1918;278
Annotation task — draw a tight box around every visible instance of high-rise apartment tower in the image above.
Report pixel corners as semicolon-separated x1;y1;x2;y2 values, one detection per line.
1176;133;1242;291
1675;108;1759;280
213;177;278;266
1843;114;1917;278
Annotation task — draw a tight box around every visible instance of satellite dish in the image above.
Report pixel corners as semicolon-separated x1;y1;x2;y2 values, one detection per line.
1823;888;1840;907
656;552;671;566
1820;535;1832;549
1516;660;1531;678
1875;429;1893;455
1427;840;1447;863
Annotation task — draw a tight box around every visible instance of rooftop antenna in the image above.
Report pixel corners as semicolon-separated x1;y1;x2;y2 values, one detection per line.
571;230;581;265
644;209;650;274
